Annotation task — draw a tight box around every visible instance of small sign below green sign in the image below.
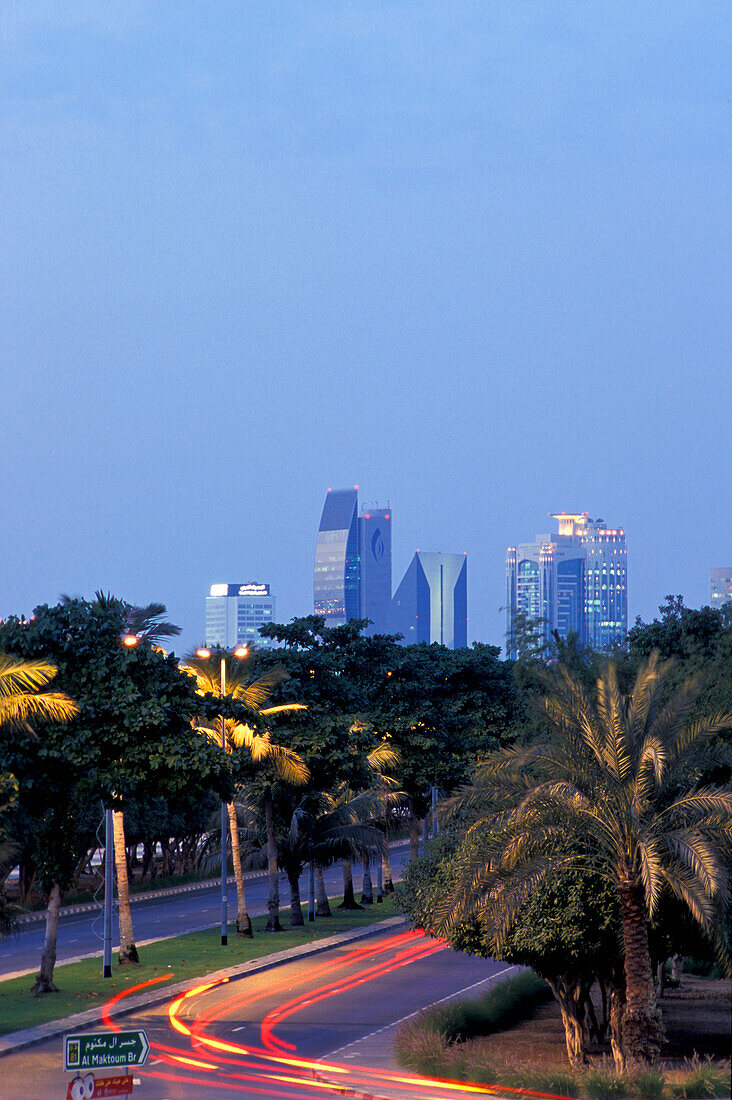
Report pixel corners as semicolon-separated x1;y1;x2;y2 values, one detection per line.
64;1030;149;1071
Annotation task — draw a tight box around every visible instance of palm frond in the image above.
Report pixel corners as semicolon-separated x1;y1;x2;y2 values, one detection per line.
0;654;60;696
0;692;79;731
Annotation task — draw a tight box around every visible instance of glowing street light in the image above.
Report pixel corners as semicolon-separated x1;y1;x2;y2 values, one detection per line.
122;635;139;647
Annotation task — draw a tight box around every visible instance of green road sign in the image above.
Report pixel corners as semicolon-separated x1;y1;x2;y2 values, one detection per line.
64;1030;149;1071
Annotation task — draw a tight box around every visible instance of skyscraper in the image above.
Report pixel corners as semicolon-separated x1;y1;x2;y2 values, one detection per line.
390;551;467;649
205;583;277;649
506;513;627;655
710;567;732;608
313;488;360;627
313;488;394;632
358;504;392;634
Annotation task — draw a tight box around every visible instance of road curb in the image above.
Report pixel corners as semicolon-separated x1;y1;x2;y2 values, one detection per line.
0;916;408;1060
15;841;412;925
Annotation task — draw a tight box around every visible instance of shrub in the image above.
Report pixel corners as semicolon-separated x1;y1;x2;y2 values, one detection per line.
507;1066;583;1097
583;1062;629;1100
670;1057;730;1098
393;1022;449;1076
628;1068;664;1098
411;970;549;1045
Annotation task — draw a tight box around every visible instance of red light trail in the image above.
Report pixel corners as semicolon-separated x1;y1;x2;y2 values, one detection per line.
100;931;576;1100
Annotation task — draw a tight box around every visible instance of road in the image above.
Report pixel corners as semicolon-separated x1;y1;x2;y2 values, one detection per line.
2;926;516;1099
1;846;410;978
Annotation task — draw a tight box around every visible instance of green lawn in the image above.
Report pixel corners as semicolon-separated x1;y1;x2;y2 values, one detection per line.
0;897;401;1036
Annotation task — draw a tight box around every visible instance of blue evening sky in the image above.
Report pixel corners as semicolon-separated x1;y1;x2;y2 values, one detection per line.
1;2;730;653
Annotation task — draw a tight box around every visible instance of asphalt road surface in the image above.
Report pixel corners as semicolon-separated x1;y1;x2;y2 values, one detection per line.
2;926;515;1099
1;846;410;979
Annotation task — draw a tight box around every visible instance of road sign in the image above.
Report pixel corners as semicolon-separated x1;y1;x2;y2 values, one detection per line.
64;1030;149;1071
66;1075;134;1100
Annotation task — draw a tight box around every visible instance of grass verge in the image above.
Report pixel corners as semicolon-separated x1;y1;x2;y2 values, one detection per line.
0;896;399;1037
395;969;549;1072
394;976;730;1098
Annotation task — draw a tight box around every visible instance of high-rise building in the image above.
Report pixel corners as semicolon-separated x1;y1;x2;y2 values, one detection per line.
358;504;392;634
205;583;276;649
710;567;732;608
313;488;393;632
506;513;627;655
313;488;360;627
390;551;467;649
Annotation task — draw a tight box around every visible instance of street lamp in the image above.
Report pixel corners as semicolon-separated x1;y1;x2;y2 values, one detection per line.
103;633;139;977
196;645;249;945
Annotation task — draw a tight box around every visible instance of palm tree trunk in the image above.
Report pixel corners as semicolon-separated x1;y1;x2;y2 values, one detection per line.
113;810;139;964
227;802;252;937
264;786;281;932
337;857;363;910
382;846;395;896
287;866;304;926
619;882;663;1064
315;863;331;916
361;852;373;904
31;882;61;995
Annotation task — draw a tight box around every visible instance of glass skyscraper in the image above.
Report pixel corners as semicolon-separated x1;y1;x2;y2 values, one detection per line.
313;488;393;633
313;489;362;627
390;551;468;649
506;513;627;655
358;505;392;634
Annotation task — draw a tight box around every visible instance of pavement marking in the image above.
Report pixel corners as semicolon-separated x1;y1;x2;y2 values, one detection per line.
324;964;520;1059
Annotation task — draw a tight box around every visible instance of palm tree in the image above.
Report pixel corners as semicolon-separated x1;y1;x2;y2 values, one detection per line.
231;722;309;931
182;652;306;935
0;652;78;991
334;739;402;911
440;653;732;1067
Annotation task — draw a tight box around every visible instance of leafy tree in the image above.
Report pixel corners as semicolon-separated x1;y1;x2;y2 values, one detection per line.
371;642;518;855
402;830;625;1067
0;598;230;989
437;654;732;1066
627;597;732;719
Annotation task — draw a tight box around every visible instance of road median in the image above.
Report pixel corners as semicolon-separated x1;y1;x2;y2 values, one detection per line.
0;899;406;1057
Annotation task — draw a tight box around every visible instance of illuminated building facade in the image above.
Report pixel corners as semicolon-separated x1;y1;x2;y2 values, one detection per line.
710;567;732;608
205;583;276;649
506;513;627;656
314;488;393;631
390;551;467;649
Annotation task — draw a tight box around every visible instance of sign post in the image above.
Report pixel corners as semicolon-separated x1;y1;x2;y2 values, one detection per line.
64;1030;148;1098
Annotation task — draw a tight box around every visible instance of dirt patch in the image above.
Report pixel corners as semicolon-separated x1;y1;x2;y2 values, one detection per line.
463;975;731;1072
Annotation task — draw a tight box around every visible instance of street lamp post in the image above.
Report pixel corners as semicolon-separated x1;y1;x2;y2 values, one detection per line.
196;645;248;946
102;633;140;977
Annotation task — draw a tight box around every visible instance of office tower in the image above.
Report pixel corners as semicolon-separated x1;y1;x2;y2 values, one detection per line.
506;513;627;656
313;488;360;627
358;504;392;634
390;551;467;649
205;583;276;649
710;567;732;608
313;488;393;631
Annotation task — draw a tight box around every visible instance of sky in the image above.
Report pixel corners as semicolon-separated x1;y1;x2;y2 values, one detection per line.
1;2;730;655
